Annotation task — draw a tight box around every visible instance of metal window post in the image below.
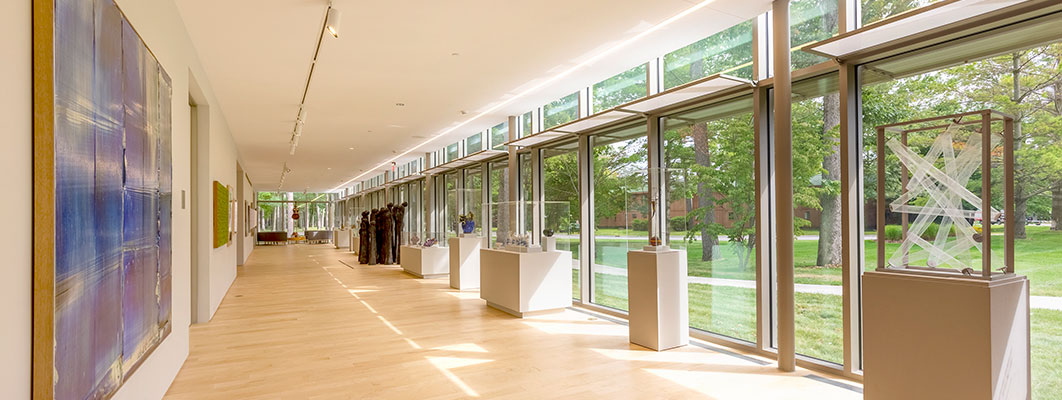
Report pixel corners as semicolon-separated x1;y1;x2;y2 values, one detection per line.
772;0;796;373
579;134;593;302
839;61;863;374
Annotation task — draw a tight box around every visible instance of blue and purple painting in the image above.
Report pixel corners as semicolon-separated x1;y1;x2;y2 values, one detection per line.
52;0;172;398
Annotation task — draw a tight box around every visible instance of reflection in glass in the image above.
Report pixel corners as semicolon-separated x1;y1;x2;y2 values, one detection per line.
521;111;533;138
790;0;838;70
446;142;460;162
861;0;937;26
661;96;757;342
466;133;483;153
544;92;580;130
491;122;509;150
489;159;510;248
663;20;754;88
592;64;648;113
543;141;582;299
787;74;843;364
591;124;648;311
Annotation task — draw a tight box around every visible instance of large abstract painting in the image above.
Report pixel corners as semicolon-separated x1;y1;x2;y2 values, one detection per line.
35;0;172;398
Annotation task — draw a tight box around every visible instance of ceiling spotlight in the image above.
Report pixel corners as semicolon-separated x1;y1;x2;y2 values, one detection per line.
325;7;342;38
451;52;460;56
294;123;304;136
395;103;405;107
298;108;308;123
460;110;467;115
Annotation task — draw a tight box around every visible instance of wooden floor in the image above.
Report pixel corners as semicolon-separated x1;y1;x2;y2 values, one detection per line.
165;245;863;399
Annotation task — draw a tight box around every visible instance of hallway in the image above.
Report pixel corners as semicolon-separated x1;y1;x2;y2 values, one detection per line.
164;245;862;399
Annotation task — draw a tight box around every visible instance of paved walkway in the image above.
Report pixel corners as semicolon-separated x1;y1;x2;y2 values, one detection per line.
590;263;1062;310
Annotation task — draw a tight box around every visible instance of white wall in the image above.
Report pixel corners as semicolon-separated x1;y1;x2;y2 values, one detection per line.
0;0;244;397
1;0;32;397
241;173;256;264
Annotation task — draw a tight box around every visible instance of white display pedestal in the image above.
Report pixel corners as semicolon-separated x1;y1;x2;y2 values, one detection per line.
350;233;360;255
480;248;572;318
449;237;483;290
400;245;449;278
333;229;350;249
863;270;1029;400
627;249;688;351
542;237;556;252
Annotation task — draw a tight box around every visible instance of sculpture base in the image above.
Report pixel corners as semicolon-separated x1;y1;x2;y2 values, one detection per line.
480;248;572;318
400;245;449;278
863;270;1029;400
627;249;688;351
448;236;482;290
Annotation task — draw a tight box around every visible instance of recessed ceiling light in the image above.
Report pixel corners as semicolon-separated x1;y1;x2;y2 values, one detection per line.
395;103;405;107
460;110;467;115
451;52;460;56
348;147;354;150
412;135;425;139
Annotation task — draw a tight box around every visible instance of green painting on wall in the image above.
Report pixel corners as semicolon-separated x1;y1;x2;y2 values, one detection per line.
214;181;229;248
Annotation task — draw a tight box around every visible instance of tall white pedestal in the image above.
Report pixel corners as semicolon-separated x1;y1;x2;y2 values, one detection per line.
350;232;359;254
863;270;1030;400
449;237;483;290
333;229;350;249
627;249;688;351
480;248;572;317
400;245;449;278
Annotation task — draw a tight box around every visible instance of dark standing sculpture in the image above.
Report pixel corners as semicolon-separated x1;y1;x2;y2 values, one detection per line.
378;204;394;264
367;209;378;265
393;202;406;263
358;211;369;264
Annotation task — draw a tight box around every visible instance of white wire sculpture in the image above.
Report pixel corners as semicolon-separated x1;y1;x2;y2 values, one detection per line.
886;123;1000;271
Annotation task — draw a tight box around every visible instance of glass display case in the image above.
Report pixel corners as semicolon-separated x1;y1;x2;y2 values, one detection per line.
487;200;571;253
446;187;484;237
403;231;448;248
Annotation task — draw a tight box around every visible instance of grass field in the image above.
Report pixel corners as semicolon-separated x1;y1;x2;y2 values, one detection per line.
555;225;1062;399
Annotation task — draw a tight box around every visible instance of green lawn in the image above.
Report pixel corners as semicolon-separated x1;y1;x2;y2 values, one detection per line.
564;225;1062;398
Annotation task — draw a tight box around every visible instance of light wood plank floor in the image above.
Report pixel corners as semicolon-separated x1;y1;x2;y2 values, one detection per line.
165;245;862;399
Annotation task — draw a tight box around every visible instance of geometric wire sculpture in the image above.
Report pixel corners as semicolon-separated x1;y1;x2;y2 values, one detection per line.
876;110;1015;279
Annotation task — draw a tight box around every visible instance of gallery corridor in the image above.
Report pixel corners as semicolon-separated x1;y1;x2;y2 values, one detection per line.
163;245;861;399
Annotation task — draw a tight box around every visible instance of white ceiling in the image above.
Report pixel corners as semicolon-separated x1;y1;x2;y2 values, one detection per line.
175;0;771;192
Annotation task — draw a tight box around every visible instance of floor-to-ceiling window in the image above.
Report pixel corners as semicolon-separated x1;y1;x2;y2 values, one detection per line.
444;172;458;240
783;73;844;365
519;152;533;235
488;158;510;248
590;123;648;311
543;140;581;300
662;95;758;342
860;36;1062;399
464;166;483;235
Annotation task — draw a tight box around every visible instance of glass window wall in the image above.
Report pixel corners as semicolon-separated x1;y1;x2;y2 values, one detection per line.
467;133;483;154
662;96;758;343
491;122;509;150
592;64;648;113
543;141;582;300
790;0;838;70
543;92;580;130
590;124;648;311
664;20;754;88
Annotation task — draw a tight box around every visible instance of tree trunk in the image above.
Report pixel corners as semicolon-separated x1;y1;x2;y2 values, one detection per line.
1014;192;1028;239
687;55;717;261
817;93;843;267
692;122;716;261
1052;182;1062;231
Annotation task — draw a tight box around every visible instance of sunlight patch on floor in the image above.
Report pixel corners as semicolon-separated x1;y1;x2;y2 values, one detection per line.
432;343;489;353
377;315;403;335
425;356;494;397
